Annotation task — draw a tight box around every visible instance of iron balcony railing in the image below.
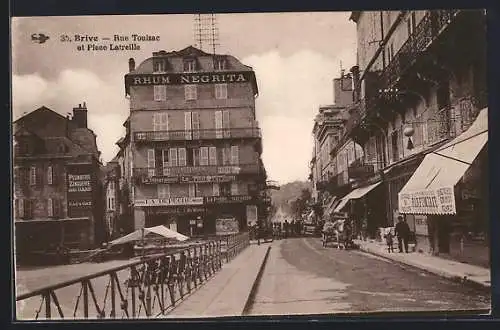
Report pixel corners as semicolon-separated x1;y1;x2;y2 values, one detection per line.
134;128;262;143
133;163;262;178
382;9;461;87
16;232;250;320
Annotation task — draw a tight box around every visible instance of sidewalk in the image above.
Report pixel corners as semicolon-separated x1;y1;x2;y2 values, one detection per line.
163;243;271;318
354;239;491;290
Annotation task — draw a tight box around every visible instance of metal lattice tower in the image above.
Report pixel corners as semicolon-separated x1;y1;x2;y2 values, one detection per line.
194;14;220;57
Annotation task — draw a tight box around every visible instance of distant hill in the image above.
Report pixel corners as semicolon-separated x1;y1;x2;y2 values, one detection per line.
271;180;312;214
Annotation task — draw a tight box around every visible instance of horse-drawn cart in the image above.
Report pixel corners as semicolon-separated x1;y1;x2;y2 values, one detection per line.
321;213;354;249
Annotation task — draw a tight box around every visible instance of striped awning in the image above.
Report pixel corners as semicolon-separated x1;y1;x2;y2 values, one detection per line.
398;107;488;215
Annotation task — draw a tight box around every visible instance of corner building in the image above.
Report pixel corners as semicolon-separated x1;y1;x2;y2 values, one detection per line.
124;46;266;236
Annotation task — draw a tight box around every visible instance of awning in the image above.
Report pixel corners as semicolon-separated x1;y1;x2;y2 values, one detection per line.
108;225;189;246
323;196;338;217
398;107;488;215
333;181;382;212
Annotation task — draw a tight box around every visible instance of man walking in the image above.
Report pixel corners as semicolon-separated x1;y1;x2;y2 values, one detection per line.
395;215;411;253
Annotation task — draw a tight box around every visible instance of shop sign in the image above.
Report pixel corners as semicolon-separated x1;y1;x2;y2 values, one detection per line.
205;195;253;204
399;186;456;215
141;176;179;184
135;197;204;207
217;166;241;174
181;175;235;183
414;215;428;236
216;218;239;235
127;71;254;86
67;164;93;218
147;206;206;215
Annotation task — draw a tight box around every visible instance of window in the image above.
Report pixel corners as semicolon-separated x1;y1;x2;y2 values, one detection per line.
184;59;196;72
200;147;209;166
147;149;155;176
215;58;226;70
185;112;192;140
215;84;228;99
188;183;196;197
158;184;170;198
162;149;170;175
192;112;200;139
153;59;166;73
391;130;400;162
178;148;187;166
153;113;168;131
169;148;178;167
15;199;34;219
153;85;167;101
184;85;197;100
222;146;231;165
220;183;231;196
213;183;220;196
230;146;239;165
209;147;217;165
231;183;239;196
47;199;61;218
215;110;230;138
16;199;24;218
47;166;53;185
30;166;36;186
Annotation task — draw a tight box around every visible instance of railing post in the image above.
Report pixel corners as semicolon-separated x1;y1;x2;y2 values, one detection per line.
110;273;116;318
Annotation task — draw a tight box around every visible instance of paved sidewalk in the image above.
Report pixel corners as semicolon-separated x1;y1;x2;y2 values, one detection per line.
354;239;491;289
163;243;271;318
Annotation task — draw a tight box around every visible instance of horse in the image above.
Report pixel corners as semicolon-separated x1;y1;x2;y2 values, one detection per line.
322;219;353;250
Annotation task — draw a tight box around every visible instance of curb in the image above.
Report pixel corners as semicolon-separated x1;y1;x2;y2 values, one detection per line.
242;245;272;315
358;244;490;292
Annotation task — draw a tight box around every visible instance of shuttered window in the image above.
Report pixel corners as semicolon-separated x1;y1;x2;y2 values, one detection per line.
147;149;155;176
230;146;239;165
178;148;187;166
184;85;197;100
153;113;168;131
200;147;209;166
215;111;223;138
169;148;178;166
185;112;192;140
162;150;170;175
153;85;167;101
215;84;228;99
47;166;53;185
209;147;217;165
192;112;200;139
223;110;230;137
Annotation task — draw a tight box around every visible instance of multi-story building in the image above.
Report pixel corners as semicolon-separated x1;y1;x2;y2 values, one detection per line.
121;46;267;237
309;72;363;221
13;104;105;259
103;156;121;240
333;10;488;266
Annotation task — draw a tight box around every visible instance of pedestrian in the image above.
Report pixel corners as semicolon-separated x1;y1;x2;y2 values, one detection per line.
385;228;395;253
284;220;289;239
395;215;411;253
291;220;296;237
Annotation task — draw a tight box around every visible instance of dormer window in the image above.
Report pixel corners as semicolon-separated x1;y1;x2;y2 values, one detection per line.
215;58;226;71
184;59;196;72
153;59;167;73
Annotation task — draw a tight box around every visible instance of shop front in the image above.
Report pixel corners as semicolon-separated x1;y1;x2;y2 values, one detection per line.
145;205;207;237
333;178;386;239
398;108;488;267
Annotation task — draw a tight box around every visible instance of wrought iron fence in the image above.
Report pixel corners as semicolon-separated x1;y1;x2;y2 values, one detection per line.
134;128;261;142
16;232;250;320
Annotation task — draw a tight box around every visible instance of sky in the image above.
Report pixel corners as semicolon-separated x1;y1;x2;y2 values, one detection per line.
11;12;357;185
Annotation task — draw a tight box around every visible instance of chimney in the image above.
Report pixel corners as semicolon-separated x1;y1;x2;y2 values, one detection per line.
128;58;135;72
72;102;88;128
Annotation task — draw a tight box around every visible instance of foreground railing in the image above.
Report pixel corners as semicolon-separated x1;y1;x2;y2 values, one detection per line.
16;232;249;320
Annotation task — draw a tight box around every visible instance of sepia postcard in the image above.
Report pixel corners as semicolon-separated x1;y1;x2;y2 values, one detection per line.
11;10;491;320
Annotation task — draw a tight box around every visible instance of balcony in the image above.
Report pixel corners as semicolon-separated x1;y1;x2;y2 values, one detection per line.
134;127;262;143
382;9;462;87
133;163;262;181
